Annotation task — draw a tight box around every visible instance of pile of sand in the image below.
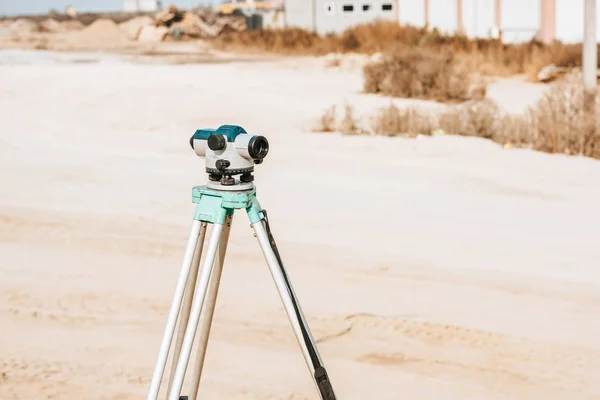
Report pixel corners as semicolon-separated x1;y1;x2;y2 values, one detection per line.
61;20;85;31
39;18;65;33
44;18;132;50
9;19;39;34
82;19;128;40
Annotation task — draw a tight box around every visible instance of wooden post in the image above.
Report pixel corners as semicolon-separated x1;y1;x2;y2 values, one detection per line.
424;0;429;28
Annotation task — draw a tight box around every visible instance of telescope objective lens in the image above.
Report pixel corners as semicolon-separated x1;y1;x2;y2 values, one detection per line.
208;134;227;151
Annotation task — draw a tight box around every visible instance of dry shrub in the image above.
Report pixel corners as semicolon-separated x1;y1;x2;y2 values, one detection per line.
314;105;337;132
338;22;426;52
362;75;600;160
524;43;585;81
530;76;600;156
439;100;500;139
339;105;360;135
372;103;436;137
363;47;481;102
494;113;534;146
215;22;427;55
214;22;600;81
215;27;337;54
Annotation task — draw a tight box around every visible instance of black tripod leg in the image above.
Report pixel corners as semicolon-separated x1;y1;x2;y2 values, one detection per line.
251;211;336;400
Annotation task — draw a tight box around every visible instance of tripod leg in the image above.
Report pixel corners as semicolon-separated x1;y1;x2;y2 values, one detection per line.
188;214;233;400
147;220;203;400
167;220;225;400
166;222;207;395
251;214;337;400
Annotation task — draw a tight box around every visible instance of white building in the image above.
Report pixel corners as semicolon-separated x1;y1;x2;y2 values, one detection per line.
284;0;600;44
285;1;399;36
123;0;161;13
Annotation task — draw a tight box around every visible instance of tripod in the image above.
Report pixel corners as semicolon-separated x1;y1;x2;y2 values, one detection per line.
147;184;336;400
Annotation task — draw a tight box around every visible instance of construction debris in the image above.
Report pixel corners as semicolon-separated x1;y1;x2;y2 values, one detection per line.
65;6;78;18
137;25;170;43
1;5;270;45
154;5;185;27
39;18;66;33
119;16;154;40
537;64;570;83
9;19;40;34
115;6;250;42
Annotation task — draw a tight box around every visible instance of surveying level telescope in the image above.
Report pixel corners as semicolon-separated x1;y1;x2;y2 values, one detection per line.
190;125;269;189
147;125;337;400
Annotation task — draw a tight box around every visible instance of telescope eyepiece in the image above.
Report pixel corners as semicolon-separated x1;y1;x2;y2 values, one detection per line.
248;135;269;160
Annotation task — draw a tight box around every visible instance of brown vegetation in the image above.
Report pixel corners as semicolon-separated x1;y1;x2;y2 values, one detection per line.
318;105;337;132
363;47;486;101
321;76;600;160
215;22;595;79
372;104;436;137
340;105;361;135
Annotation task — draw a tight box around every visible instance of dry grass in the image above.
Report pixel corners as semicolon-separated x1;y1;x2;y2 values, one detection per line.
313;105;363;134
372;103;436;137
214;22;596;79
529;75;600;156
315;105;337;132
322;75;600;160
363;47;486;101
340;105;361;135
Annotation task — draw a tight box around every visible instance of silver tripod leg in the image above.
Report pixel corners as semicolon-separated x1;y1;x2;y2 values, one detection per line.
167;220;225;400
251;216;336;400
147;220;204;400
188;214;233;400
166;222;208;394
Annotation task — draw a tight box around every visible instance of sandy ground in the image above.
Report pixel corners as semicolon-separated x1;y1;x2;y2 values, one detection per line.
1;51;600;400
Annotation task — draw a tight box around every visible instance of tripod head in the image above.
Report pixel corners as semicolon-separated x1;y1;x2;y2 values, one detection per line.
190;125;269;190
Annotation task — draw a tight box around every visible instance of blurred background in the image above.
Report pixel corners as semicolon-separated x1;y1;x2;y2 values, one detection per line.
1;1;600;399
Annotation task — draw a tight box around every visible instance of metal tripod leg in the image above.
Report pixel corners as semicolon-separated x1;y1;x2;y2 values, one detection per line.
166;222;208;394
251;214;337;400
188;214;233;400
147;220;204;400
167;218;226;400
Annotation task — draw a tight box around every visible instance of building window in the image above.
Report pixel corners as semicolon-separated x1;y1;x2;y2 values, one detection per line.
382;3;393;11
362;4;371;11
325;2;335;15
343;4;354;12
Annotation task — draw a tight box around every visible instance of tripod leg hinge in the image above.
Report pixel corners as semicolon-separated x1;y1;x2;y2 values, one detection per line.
246;195;264;224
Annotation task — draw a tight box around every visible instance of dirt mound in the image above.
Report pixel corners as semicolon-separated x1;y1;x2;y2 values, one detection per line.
83;18;128;40
61;20;85;31
39;18;65;33
9;19;39;34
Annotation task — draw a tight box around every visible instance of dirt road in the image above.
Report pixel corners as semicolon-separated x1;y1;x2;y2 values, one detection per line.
1;53;599;399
